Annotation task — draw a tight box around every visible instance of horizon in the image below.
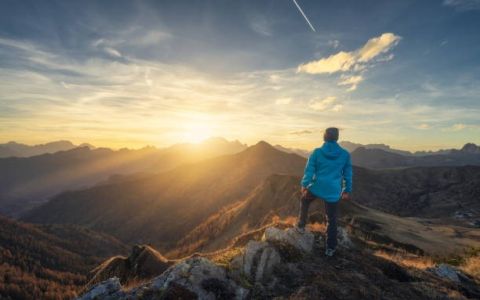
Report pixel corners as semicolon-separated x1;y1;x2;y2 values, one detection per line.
1;0;479;152
0;136;476;153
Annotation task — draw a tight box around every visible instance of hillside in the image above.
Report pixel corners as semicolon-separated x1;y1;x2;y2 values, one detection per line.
168;173;480;258
0;215;128;300
0;137;246;217
353;165;480;218
24;142;306;250
351;143;480;169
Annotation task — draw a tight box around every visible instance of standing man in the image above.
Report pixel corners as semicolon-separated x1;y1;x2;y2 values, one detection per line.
296;127;353;257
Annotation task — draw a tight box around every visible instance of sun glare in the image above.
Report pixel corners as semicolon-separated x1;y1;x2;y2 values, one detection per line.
181;122;213;144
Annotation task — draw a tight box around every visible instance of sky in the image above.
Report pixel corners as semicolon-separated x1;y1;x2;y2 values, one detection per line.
0;0;479;151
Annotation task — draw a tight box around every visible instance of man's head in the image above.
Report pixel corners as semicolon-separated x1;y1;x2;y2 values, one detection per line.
323;127;339;142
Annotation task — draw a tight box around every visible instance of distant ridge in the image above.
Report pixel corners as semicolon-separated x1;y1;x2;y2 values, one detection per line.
0;138;247;217
0;140;91;158
351;143;480;169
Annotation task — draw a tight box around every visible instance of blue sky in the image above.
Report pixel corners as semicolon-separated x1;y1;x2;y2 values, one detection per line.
0;0;479;150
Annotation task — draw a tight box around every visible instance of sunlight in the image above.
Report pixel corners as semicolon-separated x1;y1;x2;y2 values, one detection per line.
180;122;214;144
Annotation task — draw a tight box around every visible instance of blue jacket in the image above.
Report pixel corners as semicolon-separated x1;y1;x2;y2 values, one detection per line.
301;141;352;202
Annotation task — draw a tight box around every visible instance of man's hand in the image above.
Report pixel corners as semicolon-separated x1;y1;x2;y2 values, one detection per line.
341;192;351;201
301;187;308;196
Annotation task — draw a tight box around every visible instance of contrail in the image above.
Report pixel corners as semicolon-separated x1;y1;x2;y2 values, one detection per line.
292;0;316;32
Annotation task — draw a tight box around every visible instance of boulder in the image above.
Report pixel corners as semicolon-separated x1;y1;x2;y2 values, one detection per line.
77;277;122;300
242;240;281;283
263;227;315;253
149;256;247;299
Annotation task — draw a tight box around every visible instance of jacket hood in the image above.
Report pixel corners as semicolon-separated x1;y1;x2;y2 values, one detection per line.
319;141;342;159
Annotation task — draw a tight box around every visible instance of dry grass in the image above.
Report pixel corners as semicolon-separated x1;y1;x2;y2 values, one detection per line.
122;278;150;291
308;222;326;233
460;256;480;280
373;249;435;270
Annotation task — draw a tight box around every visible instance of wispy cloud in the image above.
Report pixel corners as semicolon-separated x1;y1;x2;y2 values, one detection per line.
443;123;467;131
249;15;273;36
298;33;401;74
104;47;122;58
328;39;340;49
443;0;480;11
309;96;341;111
297;33;401;91
289;129;313;135
415;123;432;130
338;75;363;91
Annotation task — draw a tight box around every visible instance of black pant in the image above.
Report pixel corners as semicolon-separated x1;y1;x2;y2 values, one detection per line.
297;191;338;250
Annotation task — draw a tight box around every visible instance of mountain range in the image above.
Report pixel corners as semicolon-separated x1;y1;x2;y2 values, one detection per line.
351;143;480;169
23;142;306;251
0;140;94;158
23;142;480;255
0;137;247;217
339;141;459;156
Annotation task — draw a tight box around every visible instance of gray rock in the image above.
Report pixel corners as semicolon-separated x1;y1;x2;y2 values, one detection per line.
243;241;268;276
149;256;247;299
338;227;353;248
79;257;248;300
263;227;314;253
77;277;121;300
428;264;461;283
242;241;282;283
255;245;281;281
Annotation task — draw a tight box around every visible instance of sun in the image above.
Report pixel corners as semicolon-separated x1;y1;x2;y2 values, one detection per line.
180;122;213;144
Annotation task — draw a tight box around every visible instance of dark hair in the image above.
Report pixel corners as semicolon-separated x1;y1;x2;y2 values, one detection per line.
324;127;339;142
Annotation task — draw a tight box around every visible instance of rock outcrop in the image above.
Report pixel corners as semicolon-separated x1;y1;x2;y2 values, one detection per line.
78;226;480;300
86;244;173;288
263;227;315;253
78;226;315;299
79;277;121;300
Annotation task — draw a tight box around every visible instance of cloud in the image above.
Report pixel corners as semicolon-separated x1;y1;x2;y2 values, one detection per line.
297;33;400;91
443;0;480;11
331;104;343;112
298;33;401;74
298;51;355;74
249;15;272;36
275;97;292;105
416;123;431;130
309;96;340;111
356;33;401;62
338;75;363;91
289;130;313;135
441;123;480;132
104;47;122;58
328;39;340;49
451;123;467;131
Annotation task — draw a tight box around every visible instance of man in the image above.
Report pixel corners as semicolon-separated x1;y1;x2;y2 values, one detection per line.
296;127;353;257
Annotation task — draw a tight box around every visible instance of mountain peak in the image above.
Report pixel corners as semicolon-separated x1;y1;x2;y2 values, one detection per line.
253;140;274;149
461;143;480;154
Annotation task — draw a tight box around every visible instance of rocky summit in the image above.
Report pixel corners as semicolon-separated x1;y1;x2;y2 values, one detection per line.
78;226;480;300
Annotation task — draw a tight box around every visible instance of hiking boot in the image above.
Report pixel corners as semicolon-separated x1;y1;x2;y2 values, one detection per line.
325;248;336;257
295;225;305;234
